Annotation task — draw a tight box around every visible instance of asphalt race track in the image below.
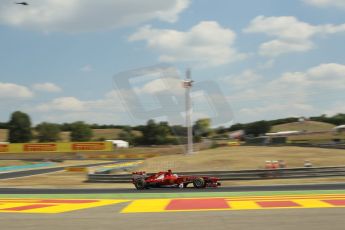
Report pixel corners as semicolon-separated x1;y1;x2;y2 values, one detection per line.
0;184;344;230
1;183;345;194
0;191;344;230
0;160;130;180
0;203;344;230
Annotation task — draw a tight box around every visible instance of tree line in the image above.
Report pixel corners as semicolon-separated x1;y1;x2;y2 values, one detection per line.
2;111;344;143
4;111;93;143
1;111;212;144
228;114;345;137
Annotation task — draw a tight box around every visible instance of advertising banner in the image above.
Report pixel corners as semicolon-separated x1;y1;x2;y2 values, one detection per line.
0;142;113;153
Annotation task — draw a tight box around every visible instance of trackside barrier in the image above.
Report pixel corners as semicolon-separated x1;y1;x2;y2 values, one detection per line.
94;161;143;174
0;142;113;153
84;153;159;160
86;166;345;183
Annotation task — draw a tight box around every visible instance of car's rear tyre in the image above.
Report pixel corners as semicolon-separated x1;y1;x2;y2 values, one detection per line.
134;178;147;190
193;178;205;188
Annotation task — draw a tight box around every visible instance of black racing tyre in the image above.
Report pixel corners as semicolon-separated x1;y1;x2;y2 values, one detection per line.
193;178;205;188
134;178;147;190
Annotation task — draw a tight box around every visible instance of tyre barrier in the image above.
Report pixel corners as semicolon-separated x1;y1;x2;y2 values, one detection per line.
65;167;88;172
86;166;345;183
84;153;160;160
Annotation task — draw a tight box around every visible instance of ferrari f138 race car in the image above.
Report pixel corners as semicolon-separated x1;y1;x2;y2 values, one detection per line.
132;170;221;190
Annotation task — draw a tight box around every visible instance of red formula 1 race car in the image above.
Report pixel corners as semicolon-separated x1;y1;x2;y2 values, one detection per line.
132;170;221;190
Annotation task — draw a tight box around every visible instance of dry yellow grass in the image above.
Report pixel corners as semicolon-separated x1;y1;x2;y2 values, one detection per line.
271;121;345;141
137;146;345;172
271;121;335;132
0;129;8;142
288;132;345;141
1;146;345;189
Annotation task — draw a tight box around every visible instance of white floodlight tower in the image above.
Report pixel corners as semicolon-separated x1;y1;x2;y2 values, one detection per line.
183;69;193;154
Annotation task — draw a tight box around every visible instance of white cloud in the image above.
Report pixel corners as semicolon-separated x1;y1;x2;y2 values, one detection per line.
0;0;190;32
0;82;33;99
239;103;314;119
303;0;345;9
36;97;85;112
259;39;314;57
244;16;317;41
129;21;246;66
276;63;345;89
32;91;130;123
135;77;183;95
223;70;263;89
232;63;345;101
227;63;345;121
244;16;345;57
257;59;275;69
32;82;62;93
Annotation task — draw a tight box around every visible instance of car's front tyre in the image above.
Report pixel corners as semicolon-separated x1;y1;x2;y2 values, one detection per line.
193;178;206;188
134;178;147;190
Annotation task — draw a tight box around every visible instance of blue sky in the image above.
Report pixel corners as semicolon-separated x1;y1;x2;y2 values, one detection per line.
1;0;345;126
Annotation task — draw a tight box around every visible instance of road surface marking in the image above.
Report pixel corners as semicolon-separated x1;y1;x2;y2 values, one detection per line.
0;198;129;213
121;199;171;213
121;194;345;213
1;194;344;214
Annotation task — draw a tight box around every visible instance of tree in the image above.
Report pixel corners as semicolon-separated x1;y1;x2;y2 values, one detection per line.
140;119;157;145
155;122;172;145
70;121;93;142
171;125;187;136
229;123;245;131
8;111;32;143
139;120;172;145
0;122;8;129
310;113;345;125
193;118;212;137
215;126;227;134
245;120;271;137
118;126;135;145
36;122;60;142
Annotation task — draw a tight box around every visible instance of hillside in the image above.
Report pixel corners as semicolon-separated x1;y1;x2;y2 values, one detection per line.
271;121;335;132
271;121;345;142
